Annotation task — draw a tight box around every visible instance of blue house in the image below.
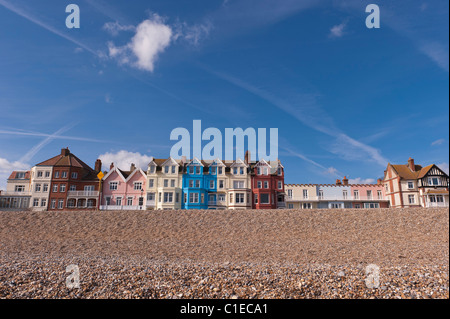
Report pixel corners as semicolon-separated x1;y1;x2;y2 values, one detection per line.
182;158;217;209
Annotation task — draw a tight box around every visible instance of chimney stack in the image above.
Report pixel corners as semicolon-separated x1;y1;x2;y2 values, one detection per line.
61;148;70;156
94;159;102;172
408;157;415;171
342;176;348;186
377;178;382;185
336;179;342;185
245;150;250;164
110;162;114;170
181;156;187;164
130;163;136;172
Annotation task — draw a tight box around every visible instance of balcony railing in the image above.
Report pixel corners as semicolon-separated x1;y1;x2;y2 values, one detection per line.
67;191;99;197
425;202;449;208
100;205;145;210
1;191;32;196
146;200;156;207
286;195;387;201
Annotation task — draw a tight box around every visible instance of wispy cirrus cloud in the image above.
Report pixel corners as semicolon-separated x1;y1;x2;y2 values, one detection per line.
0;0;100;57
431;138;446;146
201;65;389;167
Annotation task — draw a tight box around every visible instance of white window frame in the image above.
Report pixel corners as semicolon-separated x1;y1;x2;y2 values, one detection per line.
109;182;118;190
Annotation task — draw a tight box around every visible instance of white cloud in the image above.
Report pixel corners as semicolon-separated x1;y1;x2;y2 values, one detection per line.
108;15;173;72
329;22;347;38
431;138;445;146
348;177;376;184
98;150;153;172
0;158;29;191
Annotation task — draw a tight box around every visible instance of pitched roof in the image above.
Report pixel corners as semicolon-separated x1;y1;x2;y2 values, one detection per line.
36;151;93;171
389;163;436;180
8;171;31;180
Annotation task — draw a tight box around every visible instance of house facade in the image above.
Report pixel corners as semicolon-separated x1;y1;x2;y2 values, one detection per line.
181;158;216;210
285;184;319;209
0;171;31;210
225;158;252;210
29;164;53;211
100;163;147;210
251;159;285;209
33;148;101;210
383;158;449;208
146;157;184;210
285;177;389;209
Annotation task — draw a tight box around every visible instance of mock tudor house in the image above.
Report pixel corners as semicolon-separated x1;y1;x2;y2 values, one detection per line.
383;157;449;208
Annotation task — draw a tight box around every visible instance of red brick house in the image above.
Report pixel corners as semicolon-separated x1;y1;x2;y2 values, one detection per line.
36;148;102;210
251;159;285;209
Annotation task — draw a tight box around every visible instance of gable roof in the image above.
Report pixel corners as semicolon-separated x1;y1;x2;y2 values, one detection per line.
388;162;442;180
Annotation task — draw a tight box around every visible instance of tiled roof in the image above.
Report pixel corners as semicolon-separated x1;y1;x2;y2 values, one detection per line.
8;171;31;180
36;152;93;171
390;163;434;180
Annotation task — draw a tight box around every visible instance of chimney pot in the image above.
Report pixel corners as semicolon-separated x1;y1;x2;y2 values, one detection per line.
61;148;70;156
336;179;342;185
110;162;114;170
342;176;349;185
94;159;102;172
408;157;415;171
130;163;136;171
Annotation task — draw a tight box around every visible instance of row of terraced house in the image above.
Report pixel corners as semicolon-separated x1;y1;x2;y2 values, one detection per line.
0;148;448;211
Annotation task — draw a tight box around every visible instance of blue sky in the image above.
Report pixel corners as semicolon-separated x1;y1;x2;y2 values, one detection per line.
0;0;448;189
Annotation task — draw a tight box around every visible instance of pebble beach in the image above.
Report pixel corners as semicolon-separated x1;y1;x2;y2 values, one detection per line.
0;208;448;299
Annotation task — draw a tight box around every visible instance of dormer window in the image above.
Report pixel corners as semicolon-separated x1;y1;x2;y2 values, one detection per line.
149;165;156;174
240;167;244;175
210;167;217;175
233;167;238;175
218;167;223;175
277;167;282;175
164;166;169;174
196;166;201;175
172;166;176;174
16;172;25;179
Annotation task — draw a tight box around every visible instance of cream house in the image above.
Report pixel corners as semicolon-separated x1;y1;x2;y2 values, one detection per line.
29;165;53;211
225;158;252;209
285;184;319;209
146;157;184;210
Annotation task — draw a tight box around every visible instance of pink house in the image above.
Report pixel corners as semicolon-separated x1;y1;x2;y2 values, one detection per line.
349;179;389;208
100;163;147;210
